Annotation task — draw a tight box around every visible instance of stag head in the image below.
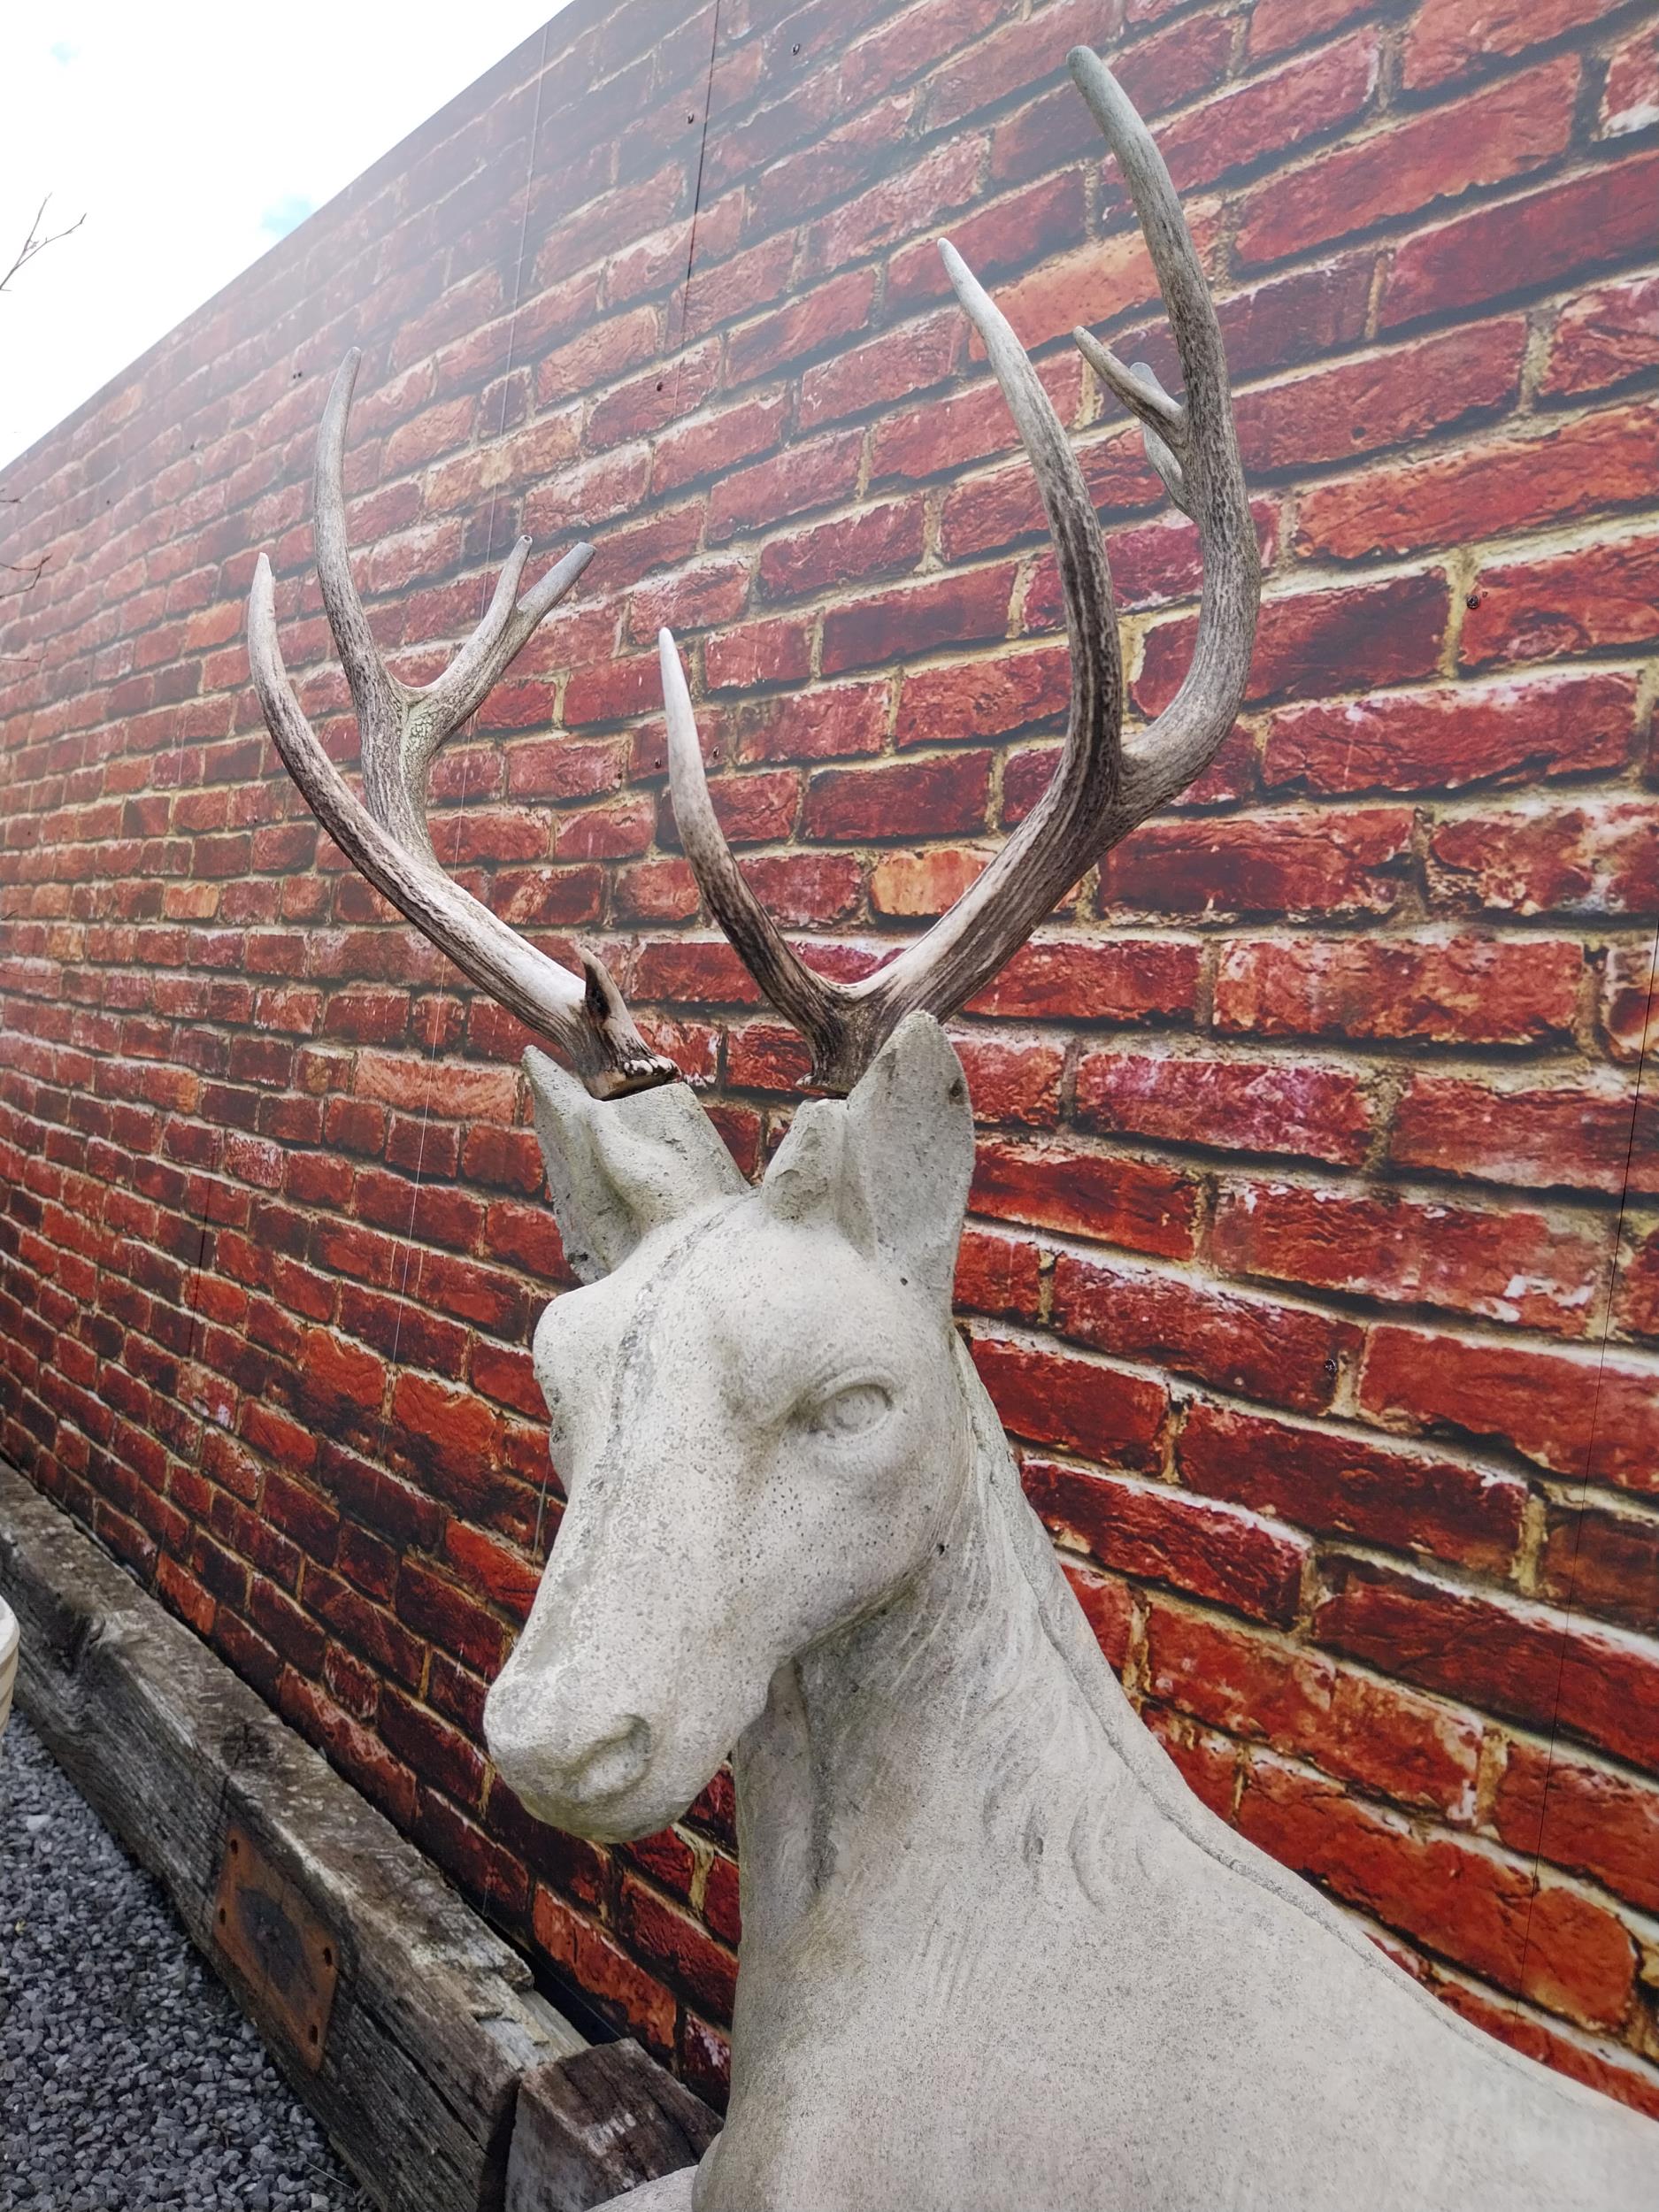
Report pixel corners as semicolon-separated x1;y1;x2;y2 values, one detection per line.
247;46;1259;1845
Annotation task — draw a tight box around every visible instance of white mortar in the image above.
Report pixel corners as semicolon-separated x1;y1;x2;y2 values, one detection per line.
0;1594;17;1742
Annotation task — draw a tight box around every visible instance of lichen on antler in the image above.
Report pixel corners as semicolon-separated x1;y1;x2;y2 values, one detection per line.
247;350;677;1100
660;47;1261;1095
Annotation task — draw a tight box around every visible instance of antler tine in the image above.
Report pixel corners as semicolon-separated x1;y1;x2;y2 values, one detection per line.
659;632;846;1071
660;232;1122;1094
1068;47;1260;811
248;352;678;1100
660;51;1259;1097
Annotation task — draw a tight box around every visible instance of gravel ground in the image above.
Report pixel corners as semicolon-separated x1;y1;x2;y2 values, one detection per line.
1;1709;374;2212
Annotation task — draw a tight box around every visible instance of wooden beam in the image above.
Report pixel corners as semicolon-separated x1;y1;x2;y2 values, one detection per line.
0;1459;587;2212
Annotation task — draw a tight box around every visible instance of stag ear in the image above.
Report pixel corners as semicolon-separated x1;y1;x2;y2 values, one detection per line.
833;1012;973;1309
524;1050;745;1282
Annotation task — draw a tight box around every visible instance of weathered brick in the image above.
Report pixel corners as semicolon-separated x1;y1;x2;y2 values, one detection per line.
1136;575;1451;711
1380;151;1659;328
1235;1751;1636;2032
1427;799;1658;918
1389;1068;1654;1196
1542;273;1659;402
1102;809;1415;920
1262;670;1636;794
970;1137;1202;1258
1211;1179;1607;1339
1294;403;1659;564
971;1337;1169;1471
1493;1740;1659;1915
802;749;991;841
1236;58;1578;268
1212;933;1583;1048
1360;1322;1659;1496
1076;1044;1375;1167
1460;532;1659;667
1144;1600;1481;1817
1053;1250;1358;1414
1022;1455;1310;1625
1312;1554;1659;1772
1180;1399;1527;1573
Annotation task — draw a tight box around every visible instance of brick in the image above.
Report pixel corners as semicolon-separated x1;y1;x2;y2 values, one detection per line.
1052;1251;1358;1414
1123;32;1380;211
1542;273;1659;402
1233;316;1524;476
802;750;991;841
1540;1496;1659;1634
731;680;889;764
1235;1752;1636;2032
1312;1553;1659;1773
1428;799;1659;920
703;616;812;692
1136;575;1451;712
706;430;864;544
757;499;925;604
820;565;1015;677
970;1336;1169;1471
1181;1398;1527;1573
1102;809;1414;920
1360;1322;1659;1497
1261;671;1637;794
970;1137;1202;1259
895;645;1069;749
532;1888;675;2056
964;936;1202;1024
619;1874;738;2021
1493;1740;1659;1915
1235;58;1578;268
1616;1218;1659;1340
1389;1069;1653;1198
954;1225;1043;1324
952;1035;1064;1128
1380;151;1659;329
1076;1045;1374;1167
1294;403;1659;564
1461;532;1659;667
1248;0;1371;59
869;844;987;917
1211;1179;1608;1339
726;269;878;387
1212;933;1583;1048
1021;1455;1310;1626
1144;1600;1480;1816
799;311;963;431
1405;0;1627;89
1601;22;1659;137
396;1559;507;1676
649;393;790;497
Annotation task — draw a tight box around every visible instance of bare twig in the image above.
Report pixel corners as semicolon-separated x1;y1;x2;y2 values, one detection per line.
1;196;85;298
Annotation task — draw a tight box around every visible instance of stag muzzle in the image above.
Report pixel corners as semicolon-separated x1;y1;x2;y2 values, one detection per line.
485;1659;657;1832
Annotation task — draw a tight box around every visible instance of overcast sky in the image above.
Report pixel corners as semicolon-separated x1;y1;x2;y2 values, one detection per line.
0;2;572;468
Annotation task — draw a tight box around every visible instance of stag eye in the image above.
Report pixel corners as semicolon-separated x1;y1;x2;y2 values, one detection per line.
803;1381;892;1439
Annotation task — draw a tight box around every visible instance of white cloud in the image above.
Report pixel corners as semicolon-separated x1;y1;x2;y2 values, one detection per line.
0;1;572;468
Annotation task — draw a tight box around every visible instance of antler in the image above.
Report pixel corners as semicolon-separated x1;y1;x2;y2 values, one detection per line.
247;350;677;1100
661;48;1260;1094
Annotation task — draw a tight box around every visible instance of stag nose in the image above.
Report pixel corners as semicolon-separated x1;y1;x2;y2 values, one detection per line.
486;1671;655;1816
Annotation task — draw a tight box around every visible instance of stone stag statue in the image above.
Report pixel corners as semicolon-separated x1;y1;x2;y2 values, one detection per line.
248;46;1659;2212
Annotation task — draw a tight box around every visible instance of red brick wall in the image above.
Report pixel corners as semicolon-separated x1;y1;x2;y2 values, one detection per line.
4;0;1658;2116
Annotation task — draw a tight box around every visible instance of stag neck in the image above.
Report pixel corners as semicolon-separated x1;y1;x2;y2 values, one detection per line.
731;1348;1130;1947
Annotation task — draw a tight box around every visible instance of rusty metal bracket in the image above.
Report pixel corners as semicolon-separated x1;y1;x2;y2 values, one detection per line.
211;1822;340;2071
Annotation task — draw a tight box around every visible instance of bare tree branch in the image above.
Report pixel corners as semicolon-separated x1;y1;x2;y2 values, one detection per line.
1;196;85;299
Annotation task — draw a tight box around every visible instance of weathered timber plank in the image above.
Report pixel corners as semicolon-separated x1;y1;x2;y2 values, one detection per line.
506;2040;719;2212
0;1460;587;2212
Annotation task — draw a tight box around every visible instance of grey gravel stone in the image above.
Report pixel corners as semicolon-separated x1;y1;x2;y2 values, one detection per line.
1;1710;373;2212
